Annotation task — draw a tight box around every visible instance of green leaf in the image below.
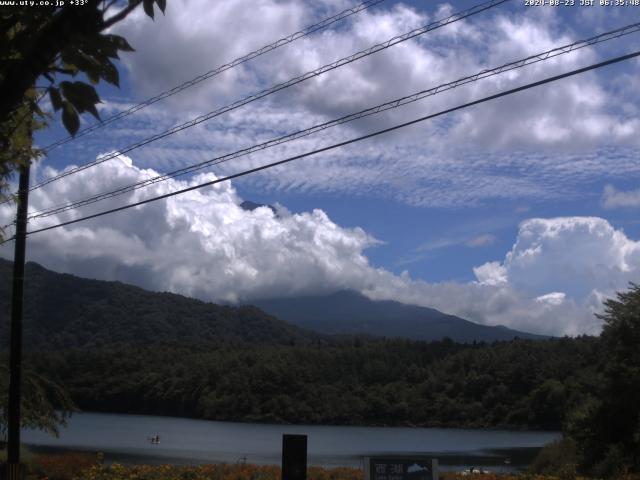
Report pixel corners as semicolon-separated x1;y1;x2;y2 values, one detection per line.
60;81;101;120
85;103;100;120
60;47;100;80
59;61;80;77
48;88;63;111
156;0;166;14
86;68;100;84
100;61;120;87
81;34;122;60
107;34;135;53
61;101;80;136
61;81;100;104
143;0;155;19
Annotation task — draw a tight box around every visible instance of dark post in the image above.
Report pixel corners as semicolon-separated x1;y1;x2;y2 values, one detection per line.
5;163;30;479
282;434;307;480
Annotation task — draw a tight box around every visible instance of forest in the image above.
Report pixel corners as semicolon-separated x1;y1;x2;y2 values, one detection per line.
25;336;601;430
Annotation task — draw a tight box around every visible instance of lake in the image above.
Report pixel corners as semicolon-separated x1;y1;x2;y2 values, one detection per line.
23;412;559;471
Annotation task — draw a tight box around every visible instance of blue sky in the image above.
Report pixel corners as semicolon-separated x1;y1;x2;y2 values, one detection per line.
3;0;640;336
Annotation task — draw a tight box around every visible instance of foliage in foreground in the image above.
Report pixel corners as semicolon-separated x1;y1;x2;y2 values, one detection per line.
0;363;75;438
24;454;361;480
528;439;578;479
21;454;640;480
0;3;166;141
562;284;640;478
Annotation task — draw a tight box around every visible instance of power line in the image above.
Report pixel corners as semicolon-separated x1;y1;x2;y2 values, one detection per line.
6;49;636;240
32;0;509;190
25;0;509;193
25;20;640;221
41;0;387;152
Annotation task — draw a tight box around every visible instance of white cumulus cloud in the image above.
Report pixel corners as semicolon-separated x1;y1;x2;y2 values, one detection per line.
470;216;640;333
3;159;640;337
1;156;383;303
476;217;639;298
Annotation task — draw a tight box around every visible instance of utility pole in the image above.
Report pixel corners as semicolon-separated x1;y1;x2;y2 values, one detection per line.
4;162;30;480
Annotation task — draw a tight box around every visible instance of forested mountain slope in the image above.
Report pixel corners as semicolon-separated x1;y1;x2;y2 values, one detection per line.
0;259;318;349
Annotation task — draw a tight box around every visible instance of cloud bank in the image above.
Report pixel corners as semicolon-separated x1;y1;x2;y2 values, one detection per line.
16;2;640;338
3;158;639;336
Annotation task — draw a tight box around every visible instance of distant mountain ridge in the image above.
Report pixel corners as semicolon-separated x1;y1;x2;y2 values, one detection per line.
0;259;545;350
0;259;318;350
252;290;547;342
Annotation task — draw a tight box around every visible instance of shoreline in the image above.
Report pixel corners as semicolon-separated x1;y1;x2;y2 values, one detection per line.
55;409;563;434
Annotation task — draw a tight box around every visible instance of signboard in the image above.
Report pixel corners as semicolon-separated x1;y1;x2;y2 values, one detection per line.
282;434;307;480
364;457;438;480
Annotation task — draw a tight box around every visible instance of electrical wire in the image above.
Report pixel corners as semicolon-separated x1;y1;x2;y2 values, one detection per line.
1;49;634;242
25;21;640;221
41;0;387;152
24;0;510;193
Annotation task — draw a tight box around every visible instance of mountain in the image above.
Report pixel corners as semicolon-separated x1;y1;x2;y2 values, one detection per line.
0;259;544;351
251;290;547;342
0;259;318;350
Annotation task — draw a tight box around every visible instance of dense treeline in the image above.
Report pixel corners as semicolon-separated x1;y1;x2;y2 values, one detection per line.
28;336;602;430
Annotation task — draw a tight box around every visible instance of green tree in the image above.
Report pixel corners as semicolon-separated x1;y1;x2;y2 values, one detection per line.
0;88;45;222
567;284;640;477
0;0;168;436
0;363;75;438
0;0;166;203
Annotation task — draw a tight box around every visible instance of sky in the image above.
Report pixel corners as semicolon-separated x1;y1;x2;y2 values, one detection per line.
3;0;640;336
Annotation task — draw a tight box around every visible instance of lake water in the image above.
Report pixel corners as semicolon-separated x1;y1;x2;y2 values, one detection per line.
22;412;559;471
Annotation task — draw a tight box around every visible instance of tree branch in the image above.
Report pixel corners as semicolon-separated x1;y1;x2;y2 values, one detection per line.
103;0;120;13
102;0;143;30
